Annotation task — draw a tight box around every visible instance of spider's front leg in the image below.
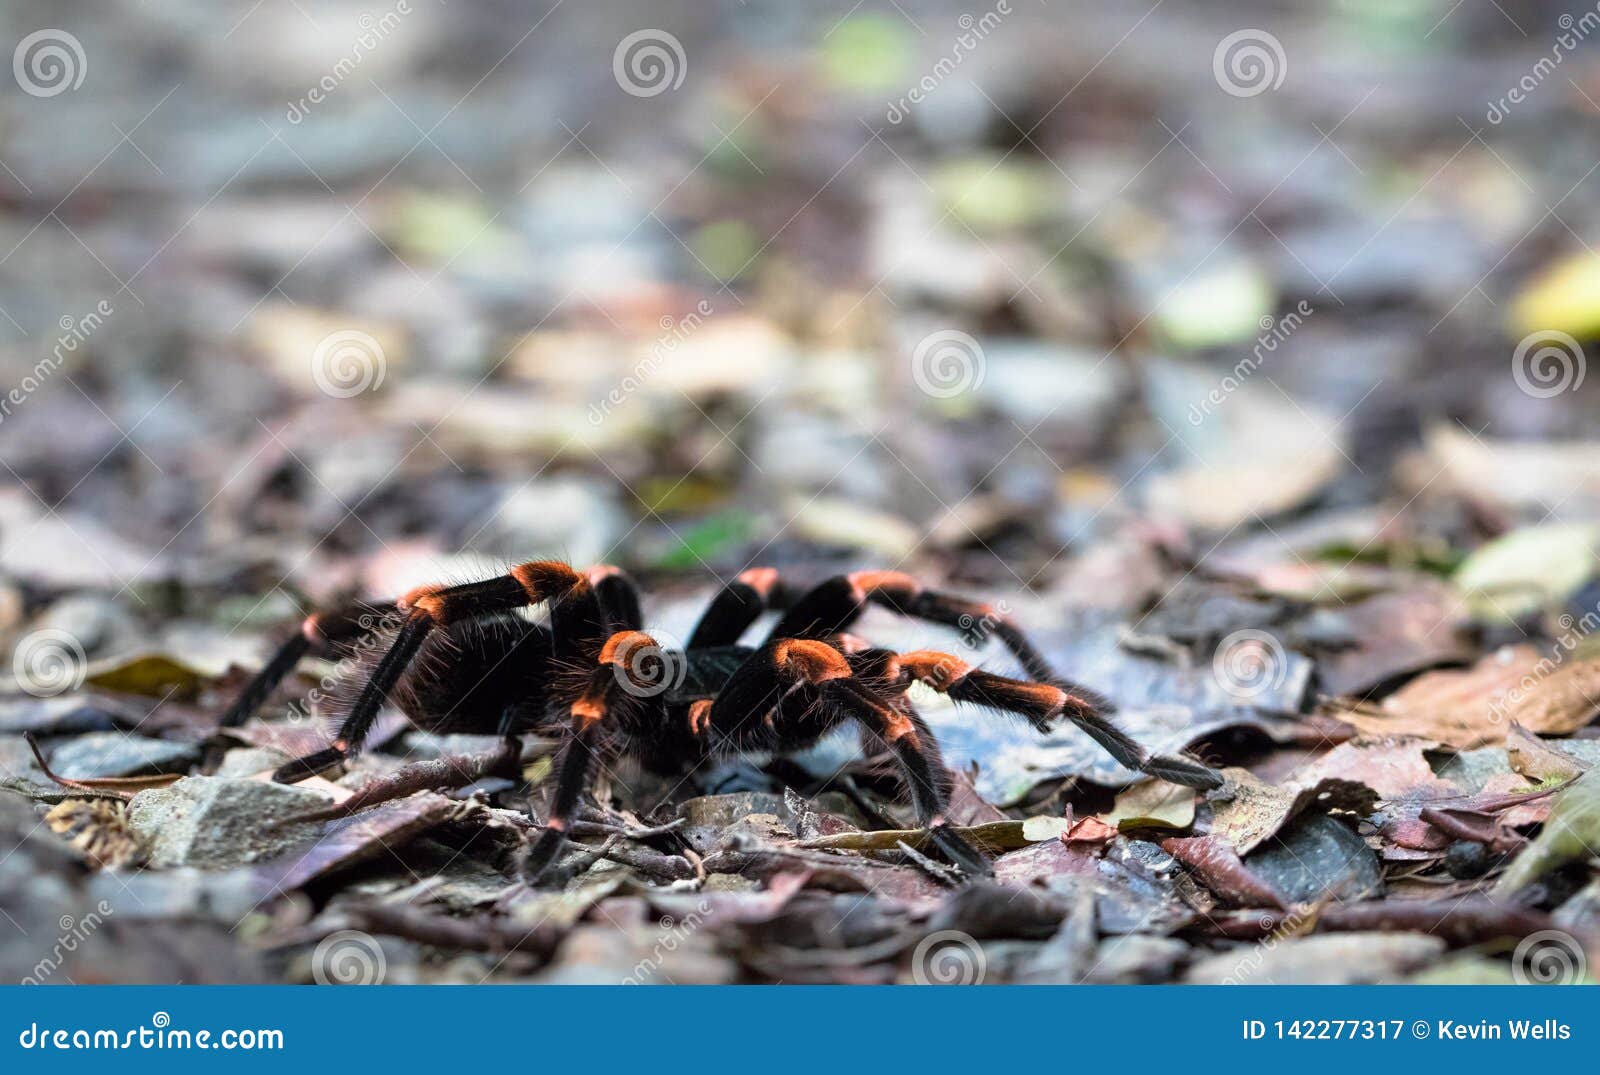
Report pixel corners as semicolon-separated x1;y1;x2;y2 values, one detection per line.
522;629;662;884
708;639;994;877
890;650;1223;790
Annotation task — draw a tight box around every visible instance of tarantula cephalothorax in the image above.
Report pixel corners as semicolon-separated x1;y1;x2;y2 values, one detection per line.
220;561;1222;881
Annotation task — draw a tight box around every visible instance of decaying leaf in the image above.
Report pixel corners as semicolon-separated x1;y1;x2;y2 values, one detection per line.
1101;779;1196;831
1208;767;1379;854
1493;768;1600;897
1506;721;1588;783
1326;646;1600;749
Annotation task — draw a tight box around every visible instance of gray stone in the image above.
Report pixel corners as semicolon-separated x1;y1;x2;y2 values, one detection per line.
212;747;291;779
127;776;333;869
34;594;139;657
48;732;200;779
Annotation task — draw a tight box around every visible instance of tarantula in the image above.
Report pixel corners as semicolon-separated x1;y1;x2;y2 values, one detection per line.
220;561;1221;881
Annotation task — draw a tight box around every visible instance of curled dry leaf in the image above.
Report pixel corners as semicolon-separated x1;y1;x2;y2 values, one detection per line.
1208;767;1379;855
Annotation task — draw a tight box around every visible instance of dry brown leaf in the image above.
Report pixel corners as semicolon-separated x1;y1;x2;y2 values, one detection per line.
1209;767;1379;854
1325;645;1600;749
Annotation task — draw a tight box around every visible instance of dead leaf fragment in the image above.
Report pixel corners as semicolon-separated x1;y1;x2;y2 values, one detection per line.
1326;646;1600;749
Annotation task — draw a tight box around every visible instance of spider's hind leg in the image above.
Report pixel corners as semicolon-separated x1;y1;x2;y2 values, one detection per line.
218;602;397;729
688;567;787;648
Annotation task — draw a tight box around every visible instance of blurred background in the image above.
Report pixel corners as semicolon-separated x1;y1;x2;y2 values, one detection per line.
1;0;1598;674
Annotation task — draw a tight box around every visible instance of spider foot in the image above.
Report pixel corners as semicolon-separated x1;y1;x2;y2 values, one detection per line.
519;825;568;886
1144;752;1224;790
271;746;348;783
927;822;994;880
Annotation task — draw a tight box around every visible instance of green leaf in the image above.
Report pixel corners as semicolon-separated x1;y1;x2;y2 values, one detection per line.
1452;522;1600;623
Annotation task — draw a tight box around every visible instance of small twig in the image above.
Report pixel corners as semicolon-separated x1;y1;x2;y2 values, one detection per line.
281;737;521;825
23;732;142;801
562;833;623;875
341;903;563;960
896;839;963;887
567;816;687;840
1418;805;1525;853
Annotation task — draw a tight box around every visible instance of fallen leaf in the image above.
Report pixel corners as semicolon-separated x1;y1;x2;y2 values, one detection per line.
1506;722;1588;782
1453;522;1600;622
1208;767;1379;854
1101;779;1196;831
1161;835;1287;908
1326;646;1600;749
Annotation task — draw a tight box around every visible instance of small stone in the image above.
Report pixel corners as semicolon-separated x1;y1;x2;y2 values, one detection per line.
127;776;332;869
212;747;292;779
48;733;200;780
33;595;137;657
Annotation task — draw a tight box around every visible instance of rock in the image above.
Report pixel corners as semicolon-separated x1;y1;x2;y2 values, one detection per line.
47;732;200;779
127;776;332;869
212;747;293;779
88;867;270;923
1245;814;1383;904
32;594;138;658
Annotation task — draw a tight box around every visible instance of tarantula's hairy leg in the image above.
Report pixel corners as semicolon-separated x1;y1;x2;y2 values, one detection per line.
587;564;644;632
892;650;1223;790
523;629;658;882
273;561;594;783
218;602;397;728
709;638;993;877
770;570;1056;682
687;567;787;648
